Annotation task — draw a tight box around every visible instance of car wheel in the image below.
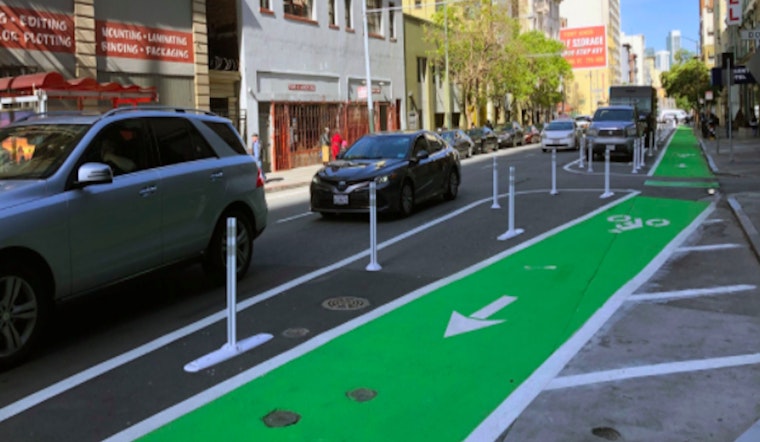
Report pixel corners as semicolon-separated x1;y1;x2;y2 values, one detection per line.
0;262;52;371
203;209;254;284
398;181;415;217
443;169;459;201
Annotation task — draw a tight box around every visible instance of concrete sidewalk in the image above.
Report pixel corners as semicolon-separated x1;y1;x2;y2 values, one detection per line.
263;163;322;194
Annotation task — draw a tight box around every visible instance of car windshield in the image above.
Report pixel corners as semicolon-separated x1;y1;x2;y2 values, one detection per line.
467;128;483;138
440;131;456;143
593;109;634;122
546;121;574;131
342;134;411;160
0;124;88;179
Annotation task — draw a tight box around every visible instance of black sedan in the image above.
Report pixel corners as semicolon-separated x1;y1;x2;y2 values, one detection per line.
465;127;498;154
439;129;475;158
310;130;461;218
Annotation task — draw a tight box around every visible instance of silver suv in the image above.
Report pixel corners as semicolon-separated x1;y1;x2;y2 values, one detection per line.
586;105;640;161
0;107;268;369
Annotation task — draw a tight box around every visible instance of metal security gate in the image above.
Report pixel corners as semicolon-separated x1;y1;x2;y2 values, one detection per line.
271;101;398;171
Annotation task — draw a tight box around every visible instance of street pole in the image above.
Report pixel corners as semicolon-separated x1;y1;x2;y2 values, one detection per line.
362;0;375;133
444;2;452;129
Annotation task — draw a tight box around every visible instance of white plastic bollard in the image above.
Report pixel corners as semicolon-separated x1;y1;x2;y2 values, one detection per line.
601;145;614;199
587;139;594;173
632;138;639;174
366;181;381;271
550;147;558;195
497;166;525;241
578;135;585;169
491;155;501;209
183;218;273;373
648;132;654;157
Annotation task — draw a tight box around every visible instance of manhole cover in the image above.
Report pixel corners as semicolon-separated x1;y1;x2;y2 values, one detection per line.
591;427;622;441
262;410;300;428
282;327;310;338
322;296;370;311
346;388;377;402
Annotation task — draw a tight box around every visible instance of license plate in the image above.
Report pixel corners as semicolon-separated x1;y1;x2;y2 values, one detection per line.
333;194;348;205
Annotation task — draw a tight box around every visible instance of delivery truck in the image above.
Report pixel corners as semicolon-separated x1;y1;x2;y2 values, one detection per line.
608;85;657;147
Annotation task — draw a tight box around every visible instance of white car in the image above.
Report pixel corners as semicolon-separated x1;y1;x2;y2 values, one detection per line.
541;119;580;152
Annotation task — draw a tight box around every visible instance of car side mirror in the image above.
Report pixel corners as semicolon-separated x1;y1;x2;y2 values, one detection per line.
415;150;429;160
73;162;113;188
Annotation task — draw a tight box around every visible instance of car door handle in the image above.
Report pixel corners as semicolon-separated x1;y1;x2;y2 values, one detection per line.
139;185;157;197
210;170;224;181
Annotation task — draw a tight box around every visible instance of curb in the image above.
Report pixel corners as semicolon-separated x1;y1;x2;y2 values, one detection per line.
727;196;760;263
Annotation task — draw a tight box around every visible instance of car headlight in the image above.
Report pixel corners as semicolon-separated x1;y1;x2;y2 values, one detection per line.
375;172;397;185
312;175;321;184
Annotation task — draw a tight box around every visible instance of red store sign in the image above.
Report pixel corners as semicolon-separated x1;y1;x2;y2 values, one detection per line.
96;20;194;63
288;83;316;92
0;5;75;54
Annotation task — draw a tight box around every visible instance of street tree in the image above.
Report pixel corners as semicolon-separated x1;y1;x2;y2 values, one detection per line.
516;30;573;122
423;0;522;127
660;57;710;113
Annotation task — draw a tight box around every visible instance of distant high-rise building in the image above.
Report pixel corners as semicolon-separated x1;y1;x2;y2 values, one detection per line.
667;30;681;65
655;50;671;72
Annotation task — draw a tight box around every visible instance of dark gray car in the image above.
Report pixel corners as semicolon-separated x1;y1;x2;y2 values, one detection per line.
586;105;640;160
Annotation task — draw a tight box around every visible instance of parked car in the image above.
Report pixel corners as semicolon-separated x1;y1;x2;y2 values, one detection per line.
524;124;541;144
541;119;580;152
0;107;268;370
496;121;525;148
575;115;592;133
310;130;461;218
465;127;498;154
439;128;475;158
586;105;640;160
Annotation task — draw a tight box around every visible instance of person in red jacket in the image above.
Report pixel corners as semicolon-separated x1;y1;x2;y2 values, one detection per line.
331;130;344;160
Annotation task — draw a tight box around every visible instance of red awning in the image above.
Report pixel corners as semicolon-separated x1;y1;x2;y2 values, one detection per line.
8;72;67;91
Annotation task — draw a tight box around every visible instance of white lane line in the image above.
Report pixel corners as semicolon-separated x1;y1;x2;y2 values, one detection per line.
276;212;315;223
545;353;760;390
627;284;756;302
736;418;760;442
106;192;641;441
676;243;743;252
2;187;630;423
465;200;716;442
703;218;725;225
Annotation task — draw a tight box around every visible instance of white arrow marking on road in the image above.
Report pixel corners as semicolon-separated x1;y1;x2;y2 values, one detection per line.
444;296;517;338
677;163;687;168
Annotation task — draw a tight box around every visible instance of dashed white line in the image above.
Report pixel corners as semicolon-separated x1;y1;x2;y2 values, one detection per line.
545;353;760;390
676;243;743;252
627;284;756;302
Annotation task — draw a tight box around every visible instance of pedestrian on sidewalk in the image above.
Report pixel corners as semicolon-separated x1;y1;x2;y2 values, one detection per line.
331;130;344;160
320;127;331;164
751;115;758;137
251;133;266;181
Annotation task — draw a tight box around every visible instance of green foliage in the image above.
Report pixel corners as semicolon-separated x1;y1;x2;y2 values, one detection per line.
660;57;710;111
422;0;570;124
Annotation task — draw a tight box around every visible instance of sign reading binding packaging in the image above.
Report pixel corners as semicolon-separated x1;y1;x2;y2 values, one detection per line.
559;26;607;69
96;20;194;63
0;5;75;53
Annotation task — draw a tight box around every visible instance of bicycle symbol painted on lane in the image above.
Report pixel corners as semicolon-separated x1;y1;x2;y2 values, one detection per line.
608;214;670;233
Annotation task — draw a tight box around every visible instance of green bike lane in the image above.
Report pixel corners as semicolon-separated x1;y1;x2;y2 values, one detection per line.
137;194;710;441
646;126;718;188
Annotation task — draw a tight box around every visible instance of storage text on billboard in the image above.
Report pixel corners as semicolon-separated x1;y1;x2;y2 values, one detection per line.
96;20;194;63
0;6;75;53
559;26;607;70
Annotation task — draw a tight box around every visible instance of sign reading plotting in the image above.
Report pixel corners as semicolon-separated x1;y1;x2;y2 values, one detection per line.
559;26;607;69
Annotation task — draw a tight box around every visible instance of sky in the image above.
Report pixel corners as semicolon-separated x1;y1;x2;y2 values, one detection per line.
620;0;701;53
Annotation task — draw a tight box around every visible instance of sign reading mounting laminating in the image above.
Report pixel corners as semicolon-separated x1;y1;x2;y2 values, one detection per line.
559;26;607;69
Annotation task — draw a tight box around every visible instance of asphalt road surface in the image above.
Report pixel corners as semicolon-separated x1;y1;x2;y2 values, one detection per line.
1;128;758;441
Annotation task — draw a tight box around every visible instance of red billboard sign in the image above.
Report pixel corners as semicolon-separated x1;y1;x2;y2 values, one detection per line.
559;26;607;69
0;5;75;53
96;20;194;63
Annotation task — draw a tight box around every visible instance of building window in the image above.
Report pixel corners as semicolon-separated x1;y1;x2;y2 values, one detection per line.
260;0;271;10
284;0;313;20
389;2;396;39
345;0;353;29
367;0;382;36
329;0;338;26
417;57;427;83
414;0;421;8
